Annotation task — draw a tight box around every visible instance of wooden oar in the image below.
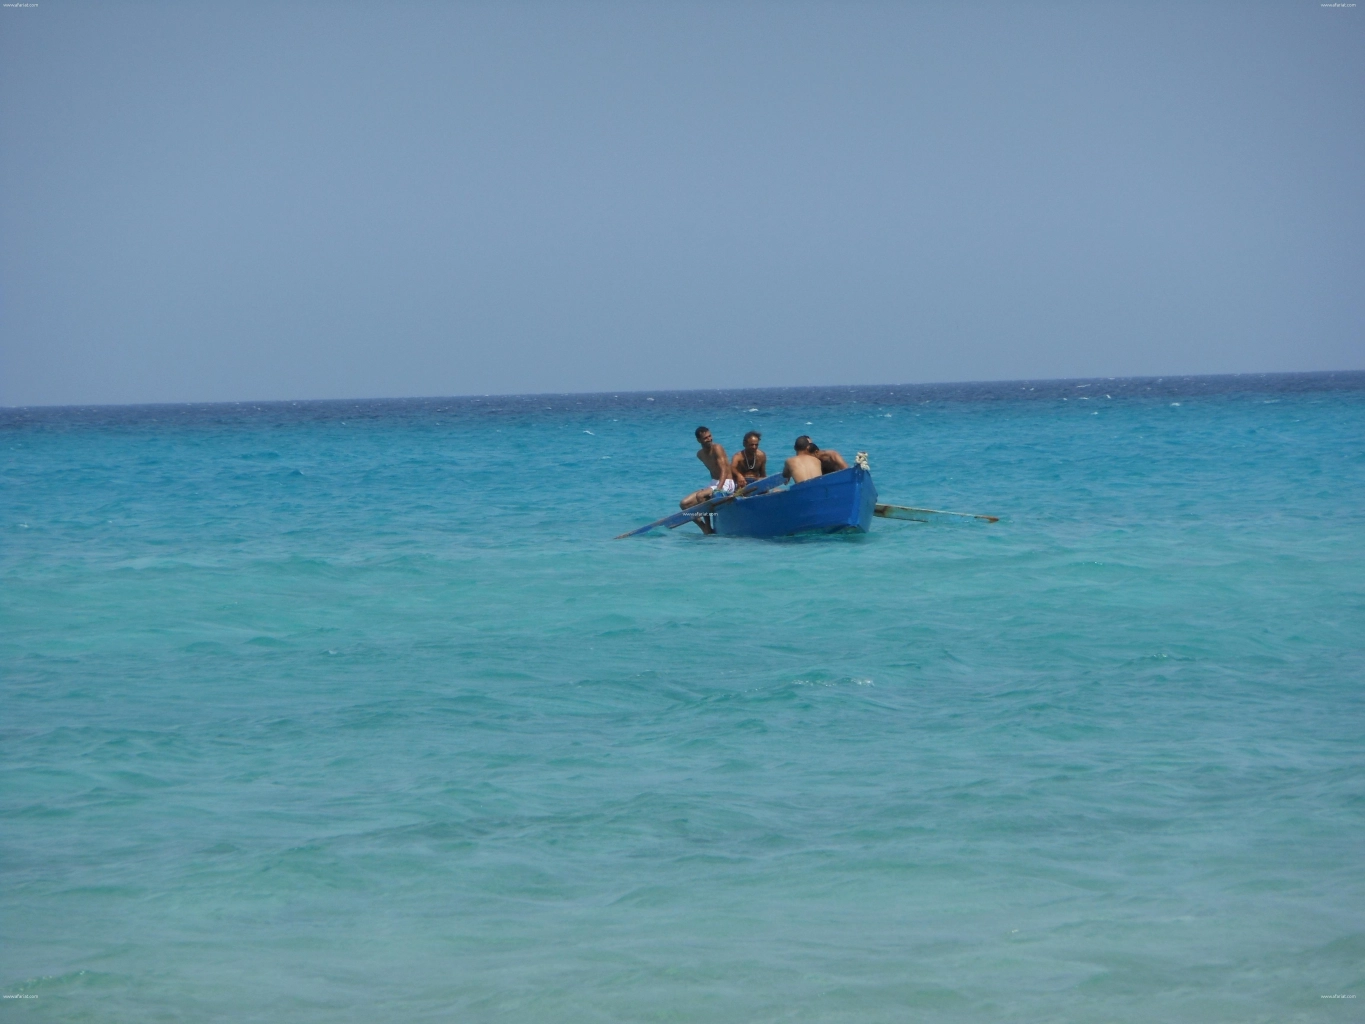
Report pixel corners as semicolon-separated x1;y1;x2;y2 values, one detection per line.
614;508;703;538
874;503;999;524
616;474;787;538
729;472;787;498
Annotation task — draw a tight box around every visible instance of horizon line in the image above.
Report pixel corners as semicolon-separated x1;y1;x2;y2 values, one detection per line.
3;367;1363;413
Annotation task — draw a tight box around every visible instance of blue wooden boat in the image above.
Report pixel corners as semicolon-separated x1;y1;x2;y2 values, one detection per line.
616;466;878;539
708;465;878;537
615;454;994;539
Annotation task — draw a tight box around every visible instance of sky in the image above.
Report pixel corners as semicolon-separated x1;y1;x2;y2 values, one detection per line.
1;1;1362;407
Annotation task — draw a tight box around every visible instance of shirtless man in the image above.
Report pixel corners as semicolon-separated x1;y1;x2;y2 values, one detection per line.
730;431;768;488
805;439;848;475
785;435;849;483
680;426;740;510
782;435;825;485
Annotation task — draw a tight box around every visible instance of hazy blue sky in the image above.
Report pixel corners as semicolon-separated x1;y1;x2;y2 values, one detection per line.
2;1;1362;406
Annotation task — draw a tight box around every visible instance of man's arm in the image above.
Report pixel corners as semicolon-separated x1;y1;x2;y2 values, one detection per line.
819;449;848;472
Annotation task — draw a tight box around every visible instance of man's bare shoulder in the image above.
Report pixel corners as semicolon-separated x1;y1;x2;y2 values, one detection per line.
818;449;848;471
783;453;822;483
699;445;729;474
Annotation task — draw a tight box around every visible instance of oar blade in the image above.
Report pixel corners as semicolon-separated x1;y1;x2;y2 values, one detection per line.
615;510;697;538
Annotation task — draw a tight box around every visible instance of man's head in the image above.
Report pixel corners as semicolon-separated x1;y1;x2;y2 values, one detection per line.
695;426;713;447
794;435;817;453
743;430;761;452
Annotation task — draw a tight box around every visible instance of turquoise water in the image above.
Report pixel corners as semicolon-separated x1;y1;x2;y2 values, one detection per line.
3;373;1363;1023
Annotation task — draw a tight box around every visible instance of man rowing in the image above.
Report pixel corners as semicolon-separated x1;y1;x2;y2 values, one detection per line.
731;431;767;488
680;426;740;511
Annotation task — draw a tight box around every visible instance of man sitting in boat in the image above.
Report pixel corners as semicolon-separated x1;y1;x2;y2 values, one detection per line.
786;434;846;480
796;436;848;475
730;431;767;488
782;436;825;484
680;426;740;510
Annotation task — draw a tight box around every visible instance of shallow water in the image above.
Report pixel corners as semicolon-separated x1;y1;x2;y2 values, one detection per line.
3;373;1363;1022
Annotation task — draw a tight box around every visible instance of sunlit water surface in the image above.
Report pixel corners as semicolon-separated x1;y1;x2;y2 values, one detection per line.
3;373;1363;1023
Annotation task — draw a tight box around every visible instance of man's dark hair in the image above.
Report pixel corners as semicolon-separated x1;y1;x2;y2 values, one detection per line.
695;425;710;440
794;435;817;452
743;430;761;443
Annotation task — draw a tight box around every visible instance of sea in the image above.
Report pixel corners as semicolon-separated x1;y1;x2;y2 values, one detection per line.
2;372;1363;1023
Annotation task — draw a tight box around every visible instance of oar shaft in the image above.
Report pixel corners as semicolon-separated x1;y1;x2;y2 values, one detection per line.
874;503;998;524
617;474;788;538
665;473;787;528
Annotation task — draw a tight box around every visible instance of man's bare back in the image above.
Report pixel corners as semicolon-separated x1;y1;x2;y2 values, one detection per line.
784;435;846;483
783;451;823;484
813;448;848;474
783;435;824;484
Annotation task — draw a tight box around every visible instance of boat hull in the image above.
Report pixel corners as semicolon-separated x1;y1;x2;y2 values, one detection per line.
710;466;878;538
